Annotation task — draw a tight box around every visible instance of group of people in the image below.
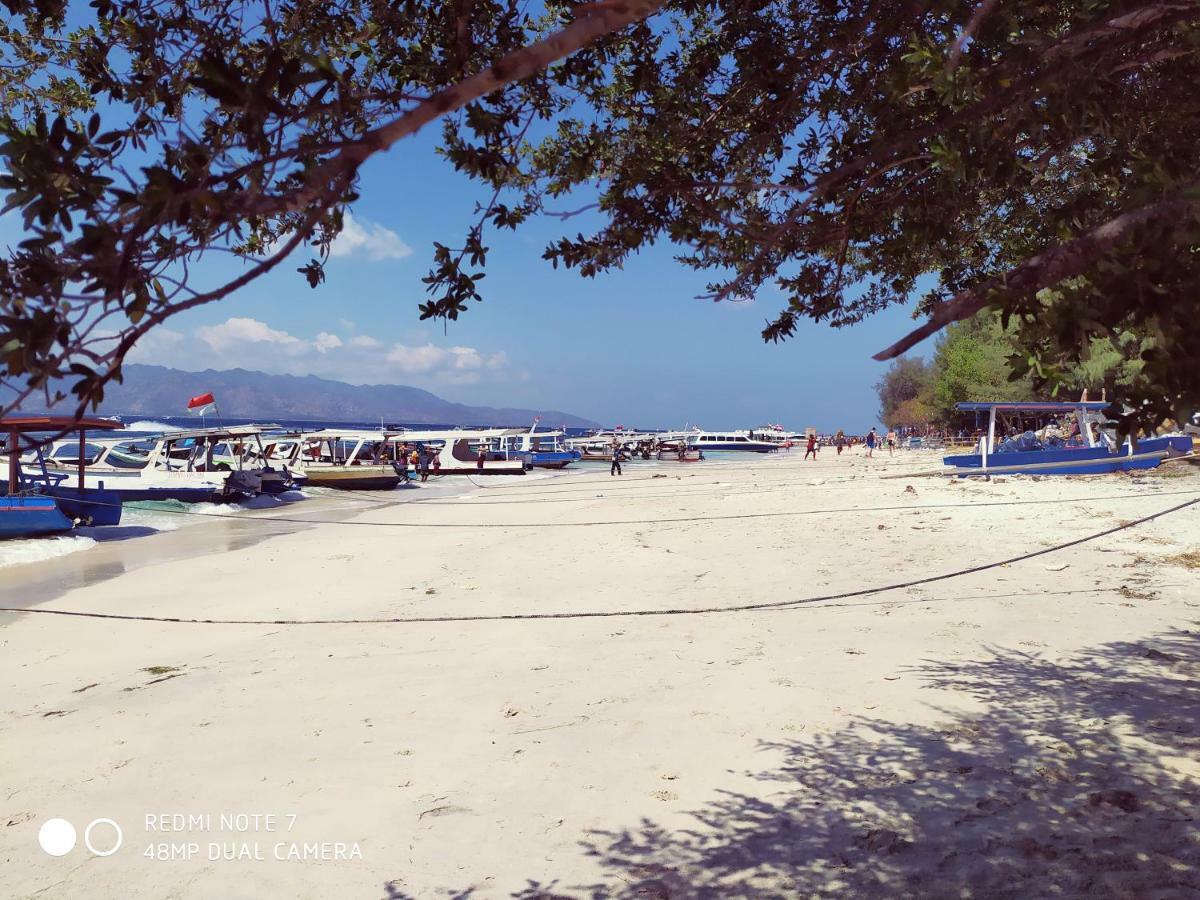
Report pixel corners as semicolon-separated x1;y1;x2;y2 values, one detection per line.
395;444;440;482
800;427;899;460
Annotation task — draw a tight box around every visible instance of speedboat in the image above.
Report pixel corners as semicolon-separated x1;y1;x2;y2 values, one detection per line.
944;401;1192;475
680;430;779;453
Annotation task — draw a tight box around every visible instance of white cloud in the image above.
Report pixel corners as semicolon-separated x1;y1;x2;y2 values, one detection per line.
196;317;304;353
313;332;343;353
128;317;509;388
126;327;185;363
328;213;413;261
383;343;510;378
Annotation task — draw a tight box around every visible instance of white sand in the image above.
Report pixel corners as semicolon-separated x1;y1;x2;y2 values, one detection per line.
1;449;1198;898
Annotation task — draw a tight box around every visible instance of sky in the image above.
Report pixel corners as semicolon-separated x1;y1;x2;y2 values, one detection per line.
3;126;932;434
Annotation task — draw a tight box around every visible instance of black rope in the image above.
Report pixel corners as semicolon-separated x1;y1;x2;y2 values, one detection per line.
3;496;1195;626
97;486;1198;528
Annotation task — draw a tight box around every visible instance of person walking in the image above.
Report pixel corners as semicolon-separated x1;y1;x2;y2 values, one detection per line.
835;430;845;455
804;433;818;461
610;442;623;476
886;429;897;456
419;447;431;482
866;428;877;458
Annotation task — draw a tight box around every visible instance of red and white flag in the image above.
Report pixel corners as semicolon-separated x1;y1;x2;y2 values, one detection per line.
186;392;217;416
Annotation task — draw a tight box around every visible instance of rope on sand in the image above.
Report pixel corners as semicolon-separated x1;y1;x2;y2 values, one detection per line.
3;496;1196;626
60;488;1200;529
880;450;1199;480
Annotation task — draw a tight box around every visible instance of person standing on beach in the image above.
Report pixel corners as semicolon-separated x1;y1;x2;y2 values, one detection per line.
835;430;845;455
610;442;623;476
804;433;818;460
419;448;431;482
476;447;486;471
866;428;877;457
886;429;897;456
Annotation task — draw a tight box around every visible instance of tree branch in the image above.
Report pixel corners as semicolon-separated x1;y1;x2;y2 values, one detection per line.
251;0;667;219
873;187;1200;360
945;0;1000;75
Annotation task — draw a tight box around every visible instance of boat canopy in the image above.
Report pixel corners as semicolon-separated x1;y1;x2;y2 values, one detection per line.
1;416;125;433
955;401;1109;413
156;424;281;441
3;416;124;496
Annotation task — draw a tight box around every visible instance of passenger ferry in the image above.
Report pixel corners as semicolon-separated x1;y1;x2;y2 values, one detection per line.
681;430;779;453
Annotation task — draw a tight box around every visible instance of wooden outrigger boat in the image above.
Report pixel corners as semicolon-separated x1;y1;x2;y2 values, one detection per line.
31;424;270;503
262;430;408;490
397;429;528;475
944;401;1192;476
1;416;126;532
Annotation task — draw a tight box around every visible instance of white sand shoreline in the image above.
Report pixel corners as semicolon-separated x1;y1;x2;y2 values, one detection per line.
1;449;1198;898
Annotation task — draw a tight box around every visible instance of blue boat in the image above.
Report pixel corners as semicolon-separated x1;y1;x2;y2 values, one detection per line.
944;401;1193;476
492;426;581;469
3;416;126;527
0;495;74;538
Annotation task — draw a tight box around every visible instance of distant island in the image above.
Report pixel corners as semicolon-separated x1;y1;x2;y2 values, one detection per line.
35;364;600;428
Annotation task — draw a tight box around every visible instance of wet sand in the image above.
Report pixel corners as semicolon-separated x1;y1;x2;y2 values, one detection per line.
1;450;1198;898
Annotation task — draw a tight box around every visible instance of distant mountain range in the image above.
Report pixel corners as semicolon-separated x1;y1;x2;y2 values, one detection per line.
48;364;599;427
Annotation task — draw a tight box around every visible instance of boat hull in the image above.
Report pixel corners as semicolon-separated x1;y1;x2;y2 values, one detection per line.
0;496;74;538
691;442;776;453
657;449;703;462
46;486;124;526
300;466;403;490
944;436;1191;475
528;451;580;469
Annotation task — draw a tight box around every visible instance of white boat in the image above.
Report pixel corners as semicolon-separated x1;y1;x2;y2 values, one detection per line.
488;425;580;469
24;426;270;503
394;428;528;475
261;430;408;489
675;429;780;453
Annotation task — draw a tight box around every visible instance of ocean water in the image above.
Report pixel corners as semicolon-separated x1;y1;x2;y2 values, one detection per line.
0;417;682;569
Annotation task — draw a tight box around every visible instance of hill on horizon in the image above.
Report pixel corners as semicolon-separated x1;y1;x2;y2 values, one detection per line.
44;364;599;427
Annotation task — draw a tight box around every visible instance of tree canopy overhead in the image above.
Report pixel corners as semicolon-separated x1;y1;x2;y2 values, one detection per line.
2;1;1198;428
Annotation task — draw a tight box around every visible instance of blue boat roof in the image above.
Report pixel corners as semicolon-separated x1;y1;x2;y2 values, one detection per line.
955;401;1110;412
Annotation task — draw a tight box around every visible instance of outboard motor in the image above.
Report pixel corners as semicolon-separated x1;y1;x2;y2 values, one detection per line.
224;470;262;499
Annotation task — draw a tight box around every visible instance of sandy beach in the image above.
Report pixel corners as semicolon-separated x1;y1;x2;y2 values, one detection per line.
2;448;1198;898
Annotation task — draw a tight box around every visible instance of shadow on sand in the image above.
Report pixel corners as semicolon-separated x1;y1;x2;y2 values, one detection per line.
388;627;1200;899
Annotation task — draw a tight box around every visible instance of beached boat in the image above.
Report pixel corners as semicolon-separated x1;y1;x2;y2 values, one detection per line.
30;426;263;503
656;440;702;462
1;416;126;526
943;401;1192;476
489;426;581;469
396;429;527;475
0;495;74;538
262;431;407;490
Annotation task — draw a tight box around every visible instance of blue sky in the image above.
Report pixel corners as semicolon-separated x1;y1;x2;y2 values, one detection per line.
4;126;929;433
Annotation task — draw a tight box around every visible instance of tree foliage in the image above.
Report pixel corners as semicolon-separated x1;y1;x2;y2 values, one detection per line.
876;310;1150;427
876;356;933;428
2;1;1199;429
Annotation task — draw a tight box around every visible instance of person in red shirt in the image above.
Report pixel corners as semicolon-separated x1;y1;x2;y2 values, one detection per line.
804;434;818;460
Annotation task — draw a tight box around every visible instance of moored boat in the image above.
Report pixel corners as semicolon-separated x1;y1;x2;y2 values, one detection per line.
31;426;264;503
262;431;406;490
1;416;126;526
0;495;74;538
944;401;1193;476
